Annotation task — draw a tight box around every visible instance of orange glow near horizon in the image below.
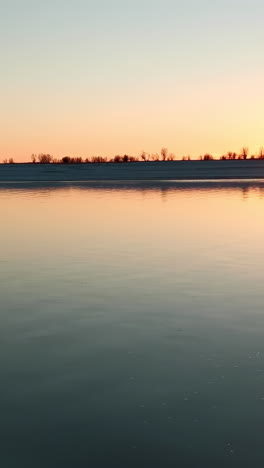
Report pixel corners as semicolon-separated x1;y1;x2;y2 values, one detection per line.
2;72;263;162
1;2;264;162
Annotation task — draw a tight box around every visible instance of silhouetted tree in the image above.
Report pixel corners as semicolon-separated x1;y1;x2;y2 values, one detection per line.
15;145;264;164
258;147;264;159
38;153;53;163
140;151;147;161
241;147;249;160
75;157;83;163
167;153;175;161
202;154;214;161
62;156;71;164
150;153;159;161
113;155;121;163
161;147;168;161
91;156;106;163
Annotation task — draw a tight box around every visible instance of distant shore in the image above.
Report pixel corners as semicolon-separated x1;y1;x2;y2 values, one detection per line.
1;160;264;182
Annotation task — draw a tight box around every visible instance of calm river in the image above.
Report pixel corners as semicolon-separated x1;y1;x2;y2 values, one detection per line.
1;181;264;467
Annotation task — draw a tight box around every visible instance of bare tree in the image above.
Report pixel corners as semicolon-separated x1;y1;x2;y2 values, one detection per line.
203;154;214;161
241;147;249;160
151;153;160;161
258;147;264;159
38;154;53;163
113;155;121;163
161;147;168;161
91;156;106;163
167;153;175;161
140;151;147;162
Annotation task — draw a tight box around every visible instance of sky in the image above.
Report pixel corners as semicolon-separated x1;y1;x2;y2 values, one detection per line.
1;0;264;161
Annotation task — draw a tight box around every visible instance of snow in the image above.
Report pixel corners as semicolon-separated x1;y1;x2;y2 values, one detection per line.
1;160;264;183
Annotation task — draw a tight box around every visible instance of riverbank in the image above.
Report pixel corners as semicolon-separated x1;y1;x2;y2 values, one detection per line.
1;160;264;181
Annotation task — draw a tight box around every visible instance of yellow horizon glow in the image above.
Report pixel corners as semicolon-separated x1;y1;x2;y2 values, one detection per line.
1;2;264;162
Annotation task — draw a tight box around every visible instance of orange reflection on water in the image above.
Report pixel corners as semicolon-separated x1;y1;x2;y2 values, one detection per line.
1;182;264;264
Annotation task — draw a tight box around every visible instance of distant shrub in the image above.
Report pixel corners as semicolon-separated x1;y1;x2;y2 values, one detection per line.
61;156;71;164
38;154;53;163
114;155;121;163
24;145;264;164
167;153;175;161
91;156;106;163
202;154;214;161
2;158;14;163
140;151;147;161
61;156;84;163
150;153;160;161
259;147;264;159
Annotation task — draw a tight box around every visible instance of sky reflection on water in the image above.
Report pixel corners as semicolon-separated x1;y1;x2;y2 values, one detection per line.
0;182;264;467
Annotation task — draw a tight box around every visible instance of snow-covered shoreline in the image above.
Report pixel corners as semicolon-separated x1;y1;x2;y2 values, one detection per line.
1;160;264;182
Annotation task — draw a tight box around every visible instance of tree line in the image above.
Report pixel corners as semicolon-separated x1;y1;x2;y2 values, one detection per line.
2;147;264;164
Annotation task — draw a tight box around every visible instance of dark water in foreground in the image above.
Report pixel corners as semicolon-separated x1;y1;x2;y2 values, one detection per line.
1;181;264;467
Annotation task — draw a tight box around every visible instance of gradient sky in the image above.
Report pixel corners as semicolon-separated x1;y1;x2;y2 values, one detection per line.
1;0;264;161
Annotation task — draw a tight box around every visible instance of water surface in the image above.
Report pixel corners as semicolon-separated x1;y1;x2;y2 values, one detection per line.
1;181;264;467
